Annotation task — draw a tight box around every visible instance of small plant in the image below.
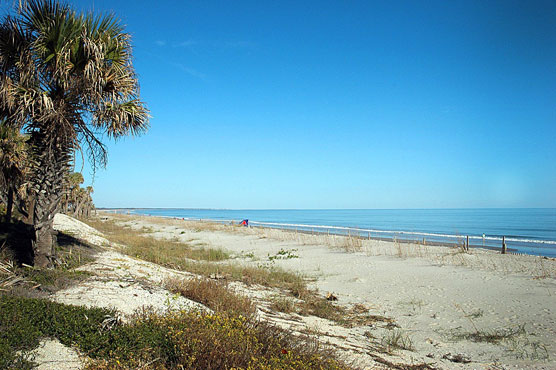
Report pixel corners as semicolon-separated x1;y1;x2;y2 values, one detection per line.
465;309;484;319
506;334;550;360
452;324;526;344
400;298;424;313
380;329;414;353
340;235;363;252
270;296;296;314
239;250;256;259
363;330;375;339
268;248;299;261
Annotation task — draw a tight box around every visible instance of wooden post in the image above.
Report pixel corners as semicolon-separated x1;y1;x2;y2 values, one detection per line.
368;232;371;240
502;236;507;254
466;235;469;251
311;228;314;236
327;229;330;236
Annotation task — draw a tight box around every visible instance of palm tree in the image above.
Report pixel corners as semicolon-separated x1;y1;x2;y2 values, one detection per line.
0;0;149;267
62;171;84;214
83;185;94;218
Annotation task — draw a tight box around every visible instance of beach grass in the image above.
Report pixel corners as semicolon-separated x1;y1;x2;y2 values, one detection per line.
165;277;257;319
84;218;231;262
380;329;414;353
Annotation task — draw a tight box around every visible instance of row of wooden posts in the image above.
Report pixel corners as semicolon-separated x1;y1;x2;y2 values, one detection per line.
301;227;509;255
463;235;507;254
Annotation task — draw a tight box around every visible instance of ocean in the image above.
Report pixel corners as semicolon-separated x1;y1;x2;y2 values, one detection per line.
118;208;556;258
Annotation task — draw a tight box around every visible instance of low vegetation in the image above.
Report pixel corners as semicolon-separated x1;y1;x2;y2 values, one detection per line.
451;325;526;344
380;329;414;353
88;216;392;327
0;294;349;370
165;277;257;319
85;218;230;262
1;222;352;369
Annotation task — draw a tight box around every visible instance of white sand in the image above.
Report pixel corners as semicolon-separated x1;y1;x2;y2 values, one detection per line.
43;212;556;369
27;339;82;370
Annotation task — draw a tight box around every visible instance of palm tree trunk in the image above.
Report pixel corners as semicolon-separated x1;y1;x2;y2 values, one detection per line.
5;187;14;223
29;130;71;268
73;197;85;218
26;196;35;225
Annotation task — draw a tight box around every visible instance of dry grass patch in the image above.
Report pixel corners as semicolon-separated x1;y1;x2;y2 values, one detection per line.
272;282;393;327
451;324;526;344
84;218;230;263
0;259;23;292
380;329;414;353
104;212;242;233
165;277;256;319
270;296;297;314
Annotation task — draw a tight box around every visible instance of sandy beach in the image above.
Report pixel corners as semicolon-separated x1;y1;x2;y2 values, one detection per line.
47;212;556;369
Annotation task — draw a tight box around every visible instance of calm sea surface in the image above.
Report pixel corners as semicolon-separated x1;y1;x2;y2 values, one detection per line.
120;208;556;257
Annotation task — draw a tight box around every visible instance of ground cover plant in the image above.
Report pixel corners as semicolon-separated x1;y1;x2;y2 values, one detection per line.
0;294;350;370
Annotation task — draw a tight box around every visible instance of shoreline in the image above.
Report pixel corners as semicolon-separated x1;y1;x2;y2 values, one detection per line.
104;208;556;258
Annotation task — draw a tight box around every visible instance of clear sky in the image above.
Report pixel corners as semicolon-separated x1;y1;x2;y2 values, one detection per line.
33;1;556;208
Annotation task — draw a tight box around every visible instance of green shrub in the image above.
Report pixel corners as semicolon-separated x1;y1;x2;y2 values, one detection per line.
0;295;113;368
0;294;349;370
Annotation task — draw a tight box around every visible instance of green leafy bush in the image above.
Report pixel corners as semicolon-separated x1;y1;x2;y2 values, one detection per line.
0;295;349;370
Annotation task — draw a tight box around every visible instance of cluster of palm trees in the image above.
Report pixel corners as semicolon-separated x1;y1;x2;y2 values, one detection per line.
0;128;95;220
0;0;149;267
60;172;95;219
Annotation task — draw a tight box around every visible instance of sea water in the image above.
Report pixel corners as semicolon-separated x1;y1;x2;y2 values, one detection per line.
119;208;556;257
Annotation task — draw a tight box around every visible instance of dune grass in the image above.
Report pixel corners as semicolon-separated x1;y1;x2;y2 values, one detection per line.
1;217;352;369
85;217;307;290
165;277;257;319
84;218;230;262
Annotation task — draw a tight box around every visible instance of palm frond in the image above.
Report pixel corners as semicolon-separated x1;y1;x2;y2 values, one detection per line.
0;0;149;172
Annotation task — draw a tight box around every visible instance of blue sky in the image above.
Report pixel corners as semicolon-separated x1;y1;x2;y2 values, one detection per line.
54;1;556;208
